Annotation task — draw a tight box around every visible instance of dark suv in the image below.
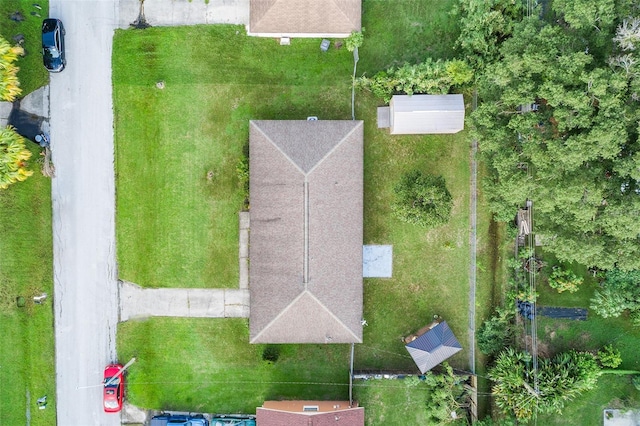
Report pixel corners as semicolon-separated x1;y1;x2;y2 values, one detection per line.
42;18;66;72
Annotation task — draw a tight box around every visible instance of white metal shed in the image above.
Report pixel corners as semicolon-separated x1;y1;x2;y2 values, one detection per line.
387;94;465;135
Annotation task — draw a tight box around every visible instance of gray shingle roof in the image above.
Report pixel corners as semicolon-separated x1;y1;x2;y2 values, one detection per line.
249;0;361;36
249;120;363;344
405;321;462;373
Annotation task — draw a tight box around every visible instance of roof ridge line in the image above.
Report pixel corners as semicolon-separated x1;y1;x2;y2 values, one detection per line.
307;121;363;176
250;289;306;343
305;290;362;342
329;0;358;26
250;121;306;176
250;289;362;343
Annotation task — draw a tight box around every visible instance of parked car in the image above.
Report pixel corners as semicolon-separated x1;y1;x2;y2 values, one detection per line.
41;18;66;72
211;415;256;426
150;414;209;426
103;364;125;413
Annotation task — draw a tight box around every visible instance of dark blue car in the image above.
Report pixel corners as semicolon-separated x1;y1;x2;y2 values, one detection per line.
42;18;66;72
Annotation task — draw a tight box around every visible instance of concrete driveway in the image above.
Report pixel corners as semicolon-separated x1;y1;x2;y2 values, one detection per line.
49;1;120;424
117;0;249;29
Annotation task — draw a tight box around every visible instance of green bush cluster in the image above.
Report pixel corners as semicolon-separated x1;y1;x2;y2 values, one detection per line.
357;58;473;103
391;170;452;229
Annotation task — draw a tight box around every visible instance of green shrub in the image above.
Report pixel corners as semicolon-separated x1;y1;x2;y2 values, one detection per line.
548;267;583;293
632;375;640;391
262;345;279;363
391;170;453;229
598;344;622;369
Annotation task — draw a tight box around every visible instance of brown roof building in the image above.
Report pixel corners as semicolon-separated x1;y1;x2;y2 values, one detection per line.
249;120;363;344
249;0;362;38
257;401;364;426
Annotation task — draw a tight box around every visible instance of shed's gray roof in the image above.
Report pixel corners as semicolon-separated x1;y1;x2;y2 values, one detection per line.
249;0;361;37
390;94;465;134
249;120;363;344
405;321;462;373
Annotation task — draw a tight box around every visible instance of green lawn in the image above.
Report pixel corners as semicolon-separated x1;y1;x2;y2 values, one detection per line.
118;318;352;413
354;379;432;425
536;375;640;426
0;144;55;425
359;0;459;74
355;91;471;373
0;0;49;96
114;25;352;289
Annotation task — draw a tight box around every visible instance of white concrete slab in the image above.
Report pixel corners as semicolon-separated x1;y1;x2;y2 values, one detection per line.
118;0;250;29
363;245;393;278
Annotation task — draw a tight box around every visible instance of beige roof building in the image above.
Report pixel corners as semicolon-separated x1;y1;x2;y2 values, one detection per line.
249;120;363;344
257;401;364;425
249;0;361;38
378;94;465;135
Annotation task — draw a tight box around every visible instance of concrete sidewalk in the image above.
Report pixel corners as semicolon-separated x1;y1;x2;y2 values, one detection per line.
119;281;250;321
118;0;249;29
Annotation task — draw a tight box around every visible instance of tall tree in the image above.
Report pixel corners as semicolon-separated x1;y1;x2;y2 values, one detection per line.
489;348;601;421
472;16;640;270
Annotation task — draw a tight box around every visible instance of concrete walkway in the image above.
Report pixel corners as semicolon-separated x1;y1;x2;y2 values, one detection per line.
118;0;249;29
119;281;249;321
120;212;251;321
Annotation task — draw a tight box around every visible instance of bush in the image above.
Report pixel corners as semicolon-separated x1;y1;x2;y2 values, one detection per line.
391;170;453;229
632;375;640;391
597;344;622;368
345;28;364;52
478;308;514;356
262;345;279;363
548;267;583;293
0;126;33;189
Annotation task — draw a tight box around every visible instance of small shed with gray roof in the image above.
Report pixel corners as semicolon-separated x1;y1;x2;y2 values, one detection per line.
249;120;364;344
249;0;361;38
378;94;465;135
405;320;462;373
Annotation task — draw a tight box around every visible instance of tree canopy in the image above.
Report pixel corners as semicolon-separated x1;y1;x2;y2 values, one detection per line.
489;348;601;420
468;9;640;270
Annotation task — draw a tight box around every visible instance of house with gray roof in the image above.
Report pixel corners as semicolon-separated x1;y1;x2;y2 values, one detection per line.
248;0;362;38
249;120;364;344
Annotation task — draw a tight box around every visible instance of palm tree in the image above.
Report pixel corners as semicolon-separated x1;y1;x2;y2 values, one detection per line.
0;36;24;102
0;126;33;189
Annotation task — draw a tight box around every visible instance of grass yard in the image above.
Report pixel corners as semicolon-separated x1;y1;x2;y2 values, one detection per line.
536;374;640;426
114;25;352;289
354;378;432;425
0;0;49;96
0;144;55;425
359;0;459;74
355;91;471;373
118;318;352;413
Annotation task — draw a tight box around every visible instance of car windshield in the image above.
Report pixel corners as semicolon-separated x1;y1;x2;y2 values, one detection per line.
46;47;60;58
104;376;120;385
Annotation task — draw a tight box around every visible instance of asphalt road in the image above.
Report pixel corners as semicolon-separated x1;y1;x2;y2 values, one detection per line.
49;1;120;425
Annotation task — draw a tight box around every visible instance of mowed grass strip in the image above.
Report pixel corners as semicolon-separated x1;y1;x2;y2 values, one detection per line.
359;0;459;74
118;318;352;413
354;379;431;425
0;144;55;425
0;0;49;96
113;25;352;289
